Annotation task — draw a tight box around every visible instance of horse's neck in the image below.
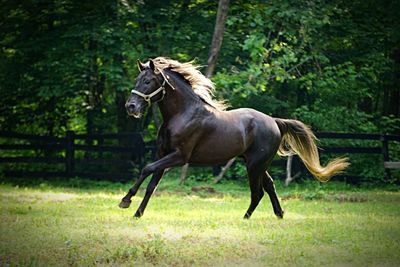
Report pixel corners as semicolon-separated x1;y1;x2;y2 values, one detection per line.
158;87;199;120
158;73;203;120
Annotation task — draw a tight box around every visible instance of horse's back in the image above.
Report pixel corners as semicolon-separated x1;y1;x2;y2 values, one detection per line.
226;108;281;138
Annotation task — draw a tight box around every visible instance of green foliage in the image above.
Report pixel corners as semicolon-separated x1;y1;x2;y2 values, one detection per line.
0;0;399;182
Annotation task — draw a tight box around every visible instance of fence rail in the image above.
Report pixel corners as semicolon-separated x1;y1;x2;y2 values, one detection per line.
0;131;399;182
0;130;153;181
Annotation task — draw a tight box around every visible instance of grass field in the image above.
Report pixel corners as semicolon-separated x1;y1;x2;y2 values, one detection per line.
0;177;399;266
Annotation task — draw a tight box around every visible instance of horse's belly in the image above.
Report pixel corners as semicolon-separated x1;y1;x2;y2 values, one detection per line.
188;131;246;165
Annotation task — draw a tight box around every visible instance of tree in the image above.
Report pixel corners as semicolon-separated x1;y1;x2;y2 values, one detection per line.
180;0;231;184
1;0;399;181
206;0;230;78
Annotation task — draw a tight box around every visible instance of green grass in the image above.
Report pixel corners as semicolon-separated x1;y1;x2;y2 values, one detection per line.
1;177;399;266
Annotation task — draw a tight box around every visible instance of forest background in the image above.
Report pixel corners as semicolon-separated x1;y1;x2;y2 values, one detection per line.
1;0;399;181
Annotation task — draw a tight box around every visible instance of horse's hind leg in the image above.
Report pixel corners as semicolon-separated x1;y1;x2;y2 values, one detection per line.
243;130;282;219
262;171;284;218
244;163;265;219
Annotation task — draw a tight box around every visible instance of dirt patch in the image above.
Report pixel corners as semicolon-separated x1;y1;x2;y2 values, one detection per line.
191;186;217;193
327;193;368;202
279;192;368;202
191;186;223;198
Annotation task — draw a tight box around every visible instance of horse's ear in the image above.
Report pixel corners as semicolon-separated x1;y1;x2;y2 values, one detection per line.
137;60;145;72
149;60;155;71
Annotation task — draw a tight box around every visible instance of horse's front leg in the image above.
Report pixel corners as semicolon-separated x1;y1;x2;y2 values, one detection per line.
133;150;187;218
118;154;169;209
120;124;168;209
120;150;186;217
119;170;153;209
133;169;164;218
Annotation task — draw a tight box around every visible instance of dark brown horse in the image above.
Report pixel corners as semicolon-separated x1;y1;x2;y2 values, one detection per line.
120;57;349;219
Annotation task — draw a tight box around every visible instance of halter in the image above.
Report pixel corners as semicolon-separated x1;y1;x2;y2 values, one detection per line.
131;69;174;106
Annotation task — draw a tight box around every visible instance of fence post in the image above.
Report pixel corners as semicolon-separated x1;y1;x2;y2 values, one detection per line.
66;130;75;176
381;135;391;180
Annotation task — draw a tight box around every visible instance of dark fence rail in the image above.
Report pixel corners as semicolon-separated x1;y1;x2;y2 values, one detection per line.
0;131;155;181
0;131;399;182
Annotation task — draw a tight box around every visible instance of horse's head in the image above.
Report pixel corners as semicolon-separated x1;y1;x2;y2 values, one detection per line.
125;60;166;118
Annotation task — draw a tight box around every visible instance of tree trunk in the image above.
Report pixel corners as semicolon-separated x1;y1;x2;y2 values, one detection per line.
180;0;230;183
284;155;301;186
205;0;230;78
179;163;189;185
208;0;231;182
214;158;235;184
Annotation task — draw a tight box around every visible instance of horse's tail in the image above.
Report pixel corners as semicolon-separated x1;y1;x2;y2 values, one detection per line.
275;118;349;182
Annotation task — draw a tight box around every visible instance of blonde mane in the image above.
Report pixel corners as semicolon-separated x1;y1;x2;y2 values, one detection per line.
149;57;227;110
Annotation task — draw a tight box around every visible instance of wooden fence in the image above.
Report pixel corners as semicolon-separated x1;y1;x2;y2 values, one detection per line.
315;132;399;182
0;131;399;182
0;131;156;181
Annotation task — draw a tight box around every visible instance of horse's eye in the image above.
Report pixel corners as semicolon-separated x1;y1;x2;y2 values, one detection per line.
144;79;150;84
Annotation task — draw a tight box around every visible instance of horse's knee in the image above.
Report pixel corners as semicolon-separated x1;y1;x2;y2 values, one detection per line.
141;165;153;177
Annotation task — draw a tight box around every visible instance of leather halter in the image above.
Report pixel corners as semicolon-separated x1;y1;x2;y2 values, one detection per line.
131;69;174;106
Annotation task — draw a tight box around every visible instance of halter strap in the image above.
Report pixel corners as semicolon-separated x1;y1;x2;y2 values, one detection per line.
131;80;166;106
131;68;174;106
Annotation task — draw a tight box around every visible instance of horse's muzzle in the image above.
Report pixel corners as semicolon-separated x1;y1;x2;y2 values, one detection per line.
125;103;142;118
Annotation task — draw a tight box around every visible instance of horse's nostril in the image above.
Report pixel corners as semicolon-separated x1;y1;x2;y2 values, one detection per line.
126;103;135;110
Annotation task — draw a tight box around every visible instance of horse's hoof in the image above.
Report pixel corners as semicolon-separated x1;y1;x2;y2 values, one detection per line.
118;199;131;209
133;211;142;218
275;210;284;219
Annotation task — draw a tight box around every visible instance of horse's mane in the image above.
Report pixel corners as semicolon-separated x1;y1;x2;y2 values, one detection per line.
150;57;227;111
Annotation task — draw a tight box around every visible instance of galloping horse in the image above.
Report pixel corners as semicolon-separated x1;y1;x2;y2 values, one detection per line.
120;57;349;219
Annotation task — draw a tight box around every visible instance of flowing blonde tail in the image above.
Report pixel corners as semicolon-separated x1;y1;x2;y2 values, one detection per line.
275;118;349;182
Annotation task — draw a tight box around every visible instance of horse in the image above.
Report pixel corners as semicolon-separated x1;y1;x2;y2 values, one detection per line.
119;57;349;219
